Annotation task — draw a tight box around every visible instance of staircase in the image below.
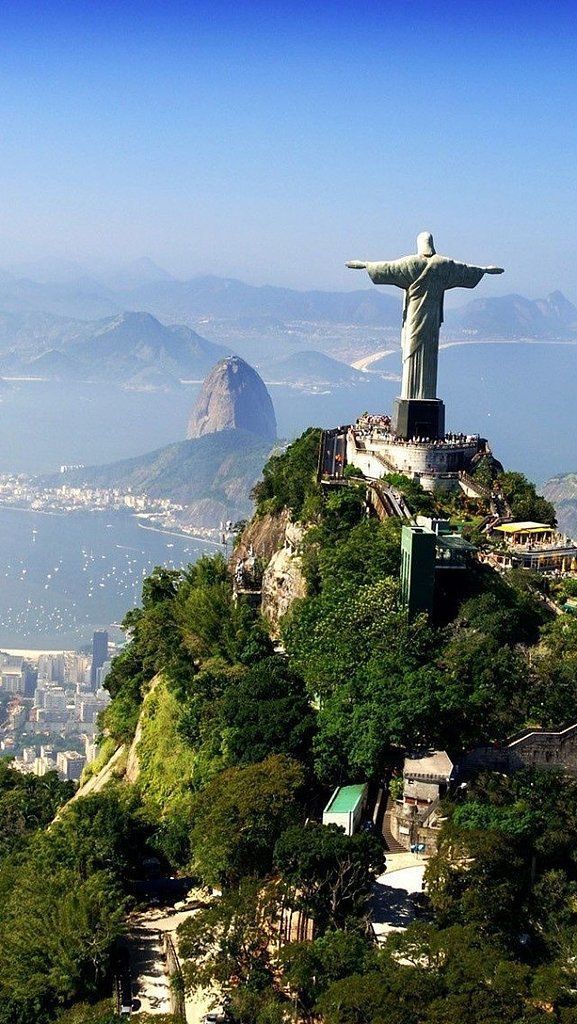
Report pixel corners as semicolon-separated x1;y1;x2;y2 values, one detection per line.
458;470;491;500
381;796;406;853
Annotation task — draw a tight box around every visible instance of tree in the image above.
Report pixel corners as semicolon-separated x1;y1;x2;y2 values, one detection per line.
436;629;529;745
0;761;73;860
382;924;543;1024
252;428;322;519
189;755;305;887
55;1000;121;1023
274;823;384;931
292;609;445;781
141;566;184;608
316;924;545;1024
313;517;402;595
457;586;546;646
497;471;557;526
280;930;372;1017
452;799;536;839
47;787;152;881
315;972;418;1024
101;644;147;743
176;578;271;666
283;578;400;698
102;553;239;745
425;826;529;942
220;656;316;768
317;487;367;544
0;864;124;1020
178;879;280;995
526;615;577;725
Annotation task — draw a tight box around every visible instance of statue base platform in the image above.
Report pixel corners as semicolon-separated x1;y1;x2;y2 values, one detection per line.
393;398;445;441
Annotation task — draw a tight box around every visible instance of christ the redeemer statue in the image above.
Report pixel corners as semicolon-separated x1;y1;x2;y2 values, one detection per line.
347;232;504;404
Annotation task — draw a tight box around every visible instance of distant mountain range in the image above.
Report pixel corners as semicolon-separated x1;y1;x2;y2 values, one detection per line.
259;350;369;385
0;260;575;385
0;257;573;337
0;264;400;326
47;429;272;528
446;290;577;339
542;474;577;538
0;312;231;386
122;275;401;326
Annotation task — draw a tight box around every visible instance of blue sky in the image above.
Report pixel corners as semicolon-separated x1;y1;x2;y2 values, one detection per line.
0;0;576;296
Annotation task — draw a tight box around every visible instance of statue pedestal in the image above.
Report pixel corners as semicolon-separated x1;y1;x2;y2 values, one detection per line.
393;398;445;440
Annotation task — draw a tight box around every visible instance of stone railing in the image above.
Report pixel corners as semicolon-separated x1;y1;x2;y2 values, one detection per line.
164;933;187;1022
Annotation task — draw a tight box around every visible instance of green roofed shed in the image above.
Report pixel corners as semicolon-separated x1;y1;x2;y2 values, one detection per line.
323;783;368;836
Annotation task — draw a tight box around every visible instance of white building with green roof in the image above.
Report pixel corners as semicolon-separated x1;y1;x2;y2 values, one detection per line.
322;783;368;836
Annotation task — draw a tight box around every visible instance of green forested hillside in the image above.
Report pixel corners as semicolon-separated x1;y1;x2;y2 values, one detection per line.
49;429;272;516
4;429;577;1024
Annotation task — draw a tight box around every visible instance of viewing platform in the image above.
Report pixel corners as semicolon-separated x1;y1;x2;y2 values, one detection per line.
347;416;483;493
482;521;577;573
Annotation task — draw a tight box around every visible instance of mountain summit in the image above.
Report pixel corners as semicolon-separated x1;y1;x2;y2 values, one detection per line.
187;356;277;441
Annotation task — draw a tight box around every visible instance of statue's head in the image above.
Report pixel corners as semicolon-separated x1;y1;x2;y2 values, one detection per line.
417;232;436;257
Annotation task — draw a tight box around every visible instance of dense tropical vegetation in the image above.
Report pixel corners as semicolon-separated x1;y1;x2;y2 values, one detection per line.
2;427;576;1023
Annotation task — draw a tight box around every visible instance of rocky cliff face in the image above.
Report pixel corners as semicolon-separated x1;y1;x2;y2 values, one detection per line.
233;510;289;566
260;521;307;636
187;356;277;441
543;473;577;537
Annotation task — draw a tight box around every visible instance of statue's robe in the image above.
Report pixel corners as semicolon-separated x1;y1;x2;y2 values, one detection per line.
367;254;485;401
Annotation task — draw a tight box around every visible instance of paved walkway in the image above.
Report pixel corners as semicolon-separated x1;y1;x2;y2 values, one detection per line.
129;925;172;1016
129;898;219;1022
372;852;427;942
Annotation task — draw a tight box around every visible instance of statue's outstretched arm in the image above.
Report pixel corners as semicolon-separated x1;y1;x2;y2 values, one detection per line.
366;258;414;287
446;261;504;290
461;263;504;275
346;257;415;287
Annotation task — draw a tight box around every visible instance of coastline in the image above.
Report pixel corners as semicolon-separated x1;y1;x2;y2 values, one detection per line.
0;504;68;518
0;501;224;545
136;520;222;546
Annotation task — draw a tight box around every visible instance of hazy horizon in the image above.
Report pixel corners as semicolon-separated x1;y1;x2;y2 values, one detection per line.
0;1;576;299
0;255;573;308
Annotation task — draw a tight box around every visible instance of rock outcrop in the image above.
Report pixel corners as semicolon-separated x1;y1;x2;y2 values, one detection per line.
187;356;277;441
124;674;163;784
261;521;307;635
233;510;290;567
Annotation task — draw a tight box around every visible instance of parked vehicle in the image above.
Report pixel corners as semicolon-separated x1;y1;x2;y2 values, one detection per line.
360;819;377;835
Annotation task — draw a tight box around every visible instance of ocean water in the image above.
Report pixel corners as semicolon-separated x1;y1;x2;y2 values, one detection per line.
358;341;577;484
0;380;200;474
0;378;393;648
0;508;218;648
0;346;572;483
0;378;392;474
439;341;577;484
0;344;574;646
